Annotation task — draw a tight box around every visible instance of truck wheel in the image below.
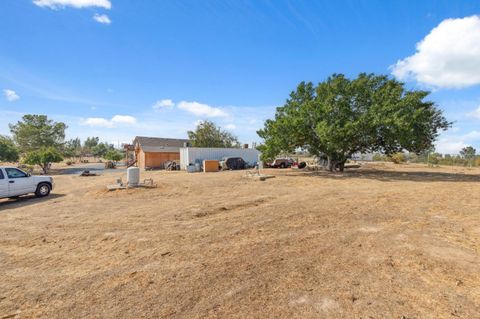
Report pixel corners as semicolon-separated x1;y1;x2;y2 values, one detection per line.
280;163;286;168
35;183;51;197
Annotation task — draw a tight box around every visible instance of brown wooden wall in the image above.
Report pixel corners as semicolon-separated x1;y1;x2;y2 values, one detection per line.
135;150;146;169
143;152;180;169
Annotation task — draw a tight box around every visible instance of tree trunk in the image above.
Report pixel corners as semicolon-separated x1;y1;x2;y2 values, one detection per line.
40;163;48;174
327;157;335;172
325;156;346;172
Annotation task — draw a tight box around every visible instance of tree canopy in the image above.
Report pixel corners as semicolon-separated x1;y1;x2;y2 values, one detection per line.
63;138;82;159
460;146;476;159
92;142;113;159
22;147;64;174
0;135;19;162
258;73;450;171
104;149;123;162
9;115;67;153
187;120;240;148
83;137;99;153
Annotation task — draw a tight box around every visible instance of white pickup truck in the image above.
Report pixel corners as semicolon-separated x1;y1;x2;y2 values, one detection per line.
0;166;54;199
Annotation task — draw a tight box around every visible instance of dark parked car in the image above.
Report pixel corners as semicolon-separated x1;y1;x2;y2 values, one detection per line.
220;157;247;170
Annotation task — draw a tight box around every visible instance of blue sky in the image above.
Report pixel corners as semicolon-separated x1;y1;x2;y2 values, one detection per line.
1;0;480;153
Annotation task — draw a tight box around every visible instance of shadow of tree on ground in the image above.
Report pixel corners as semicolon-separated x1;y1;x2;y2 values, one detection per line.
281;168;480;183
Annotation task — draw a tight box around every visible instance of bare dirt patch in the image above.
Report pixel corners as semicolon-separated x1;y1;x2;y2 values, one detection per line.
1;164;479;318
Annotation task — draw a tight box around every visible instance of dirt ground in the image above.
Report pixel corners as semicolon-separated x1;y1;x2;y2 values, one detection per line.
1;163;479;318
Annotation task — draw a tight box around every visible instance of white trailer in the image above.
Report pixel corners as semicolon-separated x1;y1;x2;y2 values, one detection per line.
179;147;261;170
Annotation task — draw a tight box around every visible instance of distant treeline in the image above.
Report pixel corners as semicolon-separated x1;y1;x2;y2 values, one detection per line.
0;114;124;173
373;147;479;167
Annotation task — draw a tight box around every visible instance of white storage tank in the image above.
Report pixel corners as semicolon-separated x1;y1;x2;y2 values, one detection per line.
127;167;140;186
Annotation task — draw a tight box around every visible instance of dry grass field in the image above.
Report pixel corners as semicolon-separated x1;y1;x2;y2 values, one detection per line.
1;163;479;318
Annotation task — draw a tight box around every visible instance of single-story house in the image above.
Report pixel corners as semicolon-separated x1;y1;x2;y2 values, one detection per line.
133;136;190;169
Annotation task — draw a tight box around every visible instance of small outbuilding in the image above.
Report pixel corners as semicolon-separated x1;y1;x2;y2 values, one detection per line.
133;136;190;169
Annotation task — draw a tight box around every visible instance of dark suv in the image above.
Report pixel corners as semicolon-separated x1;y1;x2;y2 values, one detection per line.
220;157;247;170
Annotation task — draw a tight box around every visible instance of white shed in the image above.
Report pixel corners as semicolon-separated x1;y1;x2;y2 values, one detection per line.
180;147;261;170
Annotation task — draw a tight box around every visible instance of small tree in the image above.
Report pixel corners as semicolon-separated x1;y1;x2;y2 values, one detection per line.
82;137;100;158
187;120;239;148
0;135;19;162
428;153;442;167
92;143;110;160
83;137;99;151
104;150;122;162
460;146;476;167
23;147;64;174
64;138;82;160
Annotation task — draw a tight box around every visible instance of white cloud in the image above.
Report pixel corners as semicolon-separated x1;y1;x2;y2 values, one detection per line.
153;99;174;109
3;89;20;102
177;101;228;117
33;0;111;9
435;139;467;154
467;106;480;119
111;115;136;125
435;130;480;154
82;117;114;128
225;124;236;130
93;13;111;24
392;15;480;88
81;115;136;128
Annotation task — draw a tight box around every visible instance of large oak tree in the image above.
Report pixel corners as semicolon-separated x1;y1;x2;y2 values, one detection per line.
258;74;450;171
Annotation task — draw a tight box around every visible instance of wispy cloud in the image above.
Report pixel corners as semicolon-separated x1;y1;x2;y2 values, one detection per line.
93;13;111;24
467;106;480;120
177;101;228;118
32;0;111;10
0;66;131;110
3;89;20;102
81;115;137;128
392;15;480;89
153;99;174;109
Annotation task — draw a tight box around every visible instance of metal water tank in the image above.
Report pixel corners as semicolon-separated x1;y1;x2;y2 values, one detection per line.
127;167;140;186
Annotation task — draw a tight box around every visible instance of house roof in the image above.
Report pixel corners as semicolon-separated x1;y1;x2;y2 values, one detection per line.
133;136;190;152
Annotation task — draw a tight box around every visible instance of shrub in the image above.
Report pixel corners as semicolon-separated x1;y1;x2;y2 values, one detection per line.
373;153;387;162
390;153;406;164
474;157;480;167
